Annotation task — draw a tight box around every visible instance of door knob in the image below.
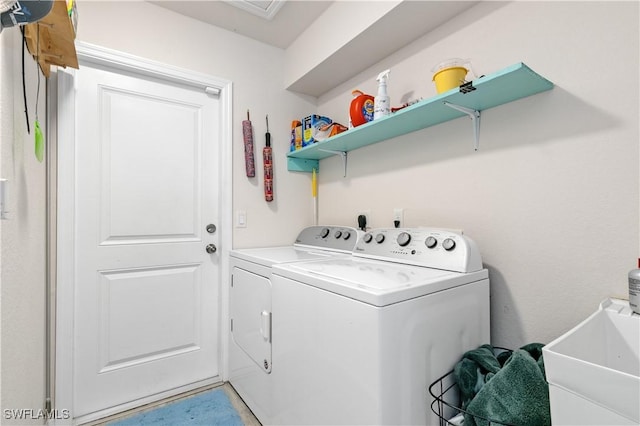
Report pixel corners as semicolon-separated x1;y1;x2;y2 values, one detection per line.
206;224;216;234
206;244;217;254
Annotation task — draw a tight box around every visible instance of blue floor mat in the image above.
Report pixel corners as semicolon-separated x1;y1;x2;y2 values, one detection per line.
109;388;244;426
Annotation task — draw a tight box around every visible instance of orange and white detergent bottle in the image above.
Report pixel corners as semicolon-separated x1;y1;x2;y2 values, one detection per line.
349;89;374;127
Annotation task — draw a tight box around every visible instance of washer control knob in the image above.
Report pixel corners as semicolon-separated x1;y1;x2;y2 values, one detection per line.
443;238;456;251
425;236;438;249
397;232;411;247
363;233;373;243
343;231;351;240
334;230;343;239
375;233;385;244
320;227;330;238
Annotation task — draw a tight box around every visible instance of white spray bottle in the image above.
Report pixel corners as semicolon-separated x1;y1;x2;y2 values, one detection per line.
374;69;391;120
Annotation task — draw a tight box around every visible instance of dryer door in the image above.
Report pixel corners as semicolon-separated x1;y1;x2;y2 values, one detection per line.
231;268;272;373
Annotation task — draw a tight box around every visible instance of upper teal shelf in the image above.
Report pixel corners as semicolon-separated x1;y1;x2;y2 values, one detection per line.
287;62;553;173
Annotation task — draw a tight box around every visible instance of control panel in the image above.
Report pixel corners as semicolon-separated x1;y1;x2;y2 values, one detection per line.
294;226;363;253
354;228;483;273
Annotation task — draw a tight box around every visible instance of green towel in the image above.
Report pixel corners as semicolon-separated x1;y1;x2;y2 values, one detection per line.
453;343;551;426
520;342;544;361
454;358;482;409
465;344;502;374
496;348;513;367
463;348;551;426
454;344;503;409
452;344;550;426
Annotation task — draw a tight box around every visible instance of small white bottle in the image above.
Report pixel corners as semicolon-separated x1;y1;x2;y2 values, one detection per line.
374;69;391;120
629;262;640;314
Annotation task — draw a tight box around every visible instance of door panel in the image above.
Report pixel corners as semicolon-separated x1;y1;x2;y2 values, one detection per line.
98;264;201;372
73;64;220;417
99;87;201;243
231;268;272;373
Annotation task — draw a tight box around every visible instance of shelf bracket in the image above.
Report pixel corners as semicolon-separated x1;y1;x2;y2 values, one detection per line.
444;101;481;151
318;149;348;177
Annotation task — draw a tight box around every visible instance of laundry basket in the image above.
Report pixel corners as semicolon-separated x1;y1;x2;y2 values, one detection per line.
428;369;518;426
428;344;550;426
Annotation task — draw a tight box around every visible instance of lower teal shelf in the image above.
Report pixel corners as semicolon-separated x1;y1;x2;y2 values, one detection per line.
286;62;553;173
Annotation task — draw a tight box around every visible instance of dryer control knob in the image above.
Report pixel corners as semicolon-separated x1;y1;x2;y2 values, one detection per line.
334;230;343;239
375;233;385;244
443;238;456;251
320;228;330;238
397;232;411;247
363;233;373;243
425;236;437;249
343;231;351;240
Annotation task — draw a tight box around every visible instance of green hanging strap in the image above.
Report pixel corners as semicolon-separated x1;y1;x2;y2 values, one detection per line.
35;120;44;162
34;24;44;163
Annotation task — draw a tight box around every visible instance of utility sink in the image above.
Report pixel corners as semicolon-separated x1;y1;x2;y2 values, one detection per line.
543;298;640;425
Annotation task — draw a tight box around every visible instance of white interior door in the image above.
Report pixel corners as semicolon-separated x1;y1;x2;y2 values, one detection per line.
71;62;221;417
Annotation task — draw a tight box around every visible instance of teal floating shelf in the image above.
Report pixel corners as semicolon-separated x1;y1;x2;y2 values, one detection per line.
287;62;553;174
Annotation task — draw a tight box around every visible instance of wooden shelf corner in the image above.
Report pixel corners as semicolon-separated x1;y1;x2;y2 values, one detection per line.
24;0;78;78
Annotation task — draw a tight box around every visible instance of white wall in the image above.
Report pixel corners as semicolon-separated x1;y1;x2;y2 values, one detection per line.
316;1;639;347
76;1;318;249
0;28;47;424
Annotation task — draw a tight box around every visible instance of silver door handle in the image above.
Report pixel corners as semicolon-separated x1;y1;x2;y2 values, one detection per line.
206;244;217;254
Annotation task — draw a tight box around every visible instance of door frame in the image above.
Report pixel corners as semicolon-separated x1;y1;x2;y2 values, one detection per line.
53;41;233;424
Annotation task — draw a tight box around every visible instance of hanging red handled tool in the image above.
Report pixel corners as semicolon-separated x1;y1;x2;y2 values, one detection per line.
263;115;274;202
242;110;256;177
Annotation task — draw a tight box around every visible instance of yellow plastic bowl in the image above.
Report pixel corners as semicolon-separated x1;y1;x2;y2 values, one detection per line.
433;66;468;94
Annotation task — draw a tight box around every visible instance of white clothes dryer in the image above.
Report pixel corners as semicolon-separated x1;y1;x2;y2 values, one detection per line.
269;227;491;425
228;225;362;422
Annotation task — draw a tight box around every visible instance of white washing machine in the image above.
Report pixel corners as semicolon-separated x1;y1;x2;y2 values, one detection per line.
228;225;362;422
269;227;490;425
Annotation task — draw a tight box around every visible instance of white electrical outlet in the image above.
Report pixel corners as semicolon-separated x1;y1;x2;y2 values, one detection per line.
393;208;404;227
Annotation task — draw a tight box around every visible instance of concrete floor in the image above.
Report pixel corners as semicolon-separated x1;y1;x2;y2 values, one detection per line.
223;383;262;426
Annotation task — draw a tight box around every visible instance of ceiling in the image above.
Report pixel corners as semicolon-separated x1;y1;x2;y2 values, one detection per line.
149;0;334;49
149;0;479;96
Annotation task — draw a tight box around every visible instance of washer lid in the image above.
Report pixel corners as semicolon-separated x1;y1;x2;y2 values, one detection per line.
230;246;344;267
273;257;488;306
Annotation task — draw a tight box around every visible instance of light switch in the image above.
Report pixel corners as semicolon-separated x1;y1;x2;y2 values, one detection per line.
236;210;247;228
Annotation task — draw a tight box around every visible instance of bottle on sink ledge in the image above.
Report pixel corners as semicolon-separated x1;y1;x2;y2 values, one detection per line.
629;259;640;314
